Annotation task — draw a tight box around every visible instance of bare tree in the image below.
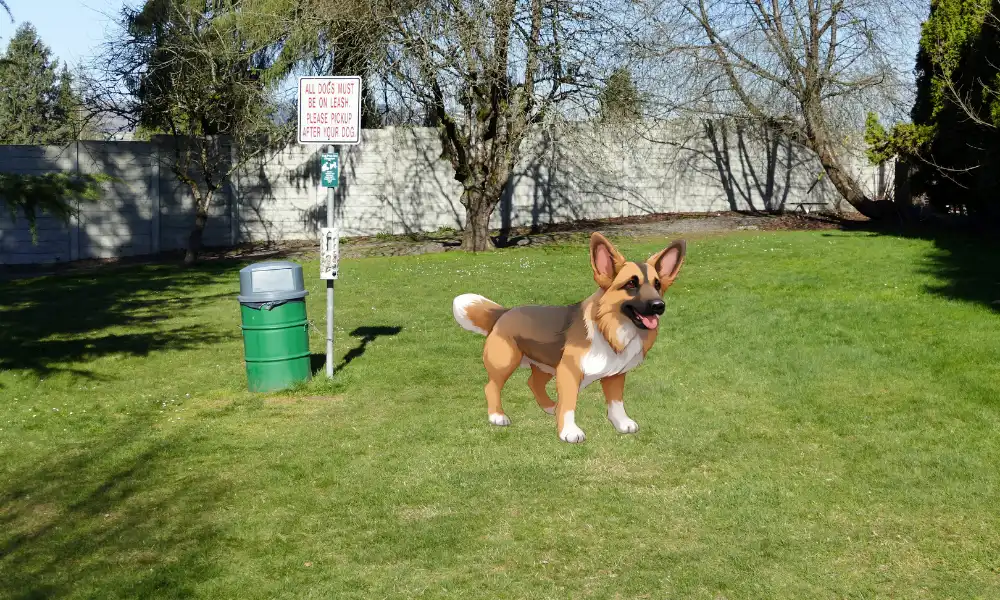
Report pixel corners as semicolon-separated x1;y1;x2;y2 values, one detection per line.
85;0;293;264
330;0;626;250
633;0;919;219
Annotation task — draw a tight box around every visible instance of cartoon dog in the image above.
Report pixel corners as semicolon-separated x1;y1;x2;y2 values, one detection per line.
452;232;686;443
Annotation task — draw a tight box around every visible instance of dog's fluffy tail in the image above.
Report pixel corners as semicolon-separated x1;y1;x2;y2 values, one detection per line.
452;294;507;336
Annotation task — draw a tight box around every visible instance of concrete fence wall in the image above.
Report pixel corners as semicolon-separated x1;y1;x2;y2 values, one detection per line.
0;122;893;265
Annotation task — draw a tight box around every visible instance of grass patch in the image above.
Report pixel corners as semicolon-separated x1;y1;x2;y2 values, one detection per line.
1;230;999;598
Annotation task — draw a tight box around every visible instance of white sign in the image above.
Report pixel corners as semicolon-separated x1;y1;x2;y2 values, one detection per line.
319;227;340;280
297;76;362;145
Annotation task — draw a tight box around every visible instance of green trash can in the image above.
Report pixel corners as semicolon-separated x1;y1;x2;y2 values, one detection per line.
237;261;312;392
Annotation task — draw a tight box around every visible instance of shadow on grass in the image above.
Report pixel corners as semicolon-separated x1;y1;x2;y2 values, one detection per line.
340;326;403;371
0;260;245;382
829;218;1000;313
0;415;226;598
308;326;404;376
310;352;327;375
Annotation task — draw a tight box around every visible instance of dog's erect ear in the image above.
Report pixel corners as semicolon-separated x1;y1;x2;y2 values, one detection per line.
646;239;686;290
590;232;626;289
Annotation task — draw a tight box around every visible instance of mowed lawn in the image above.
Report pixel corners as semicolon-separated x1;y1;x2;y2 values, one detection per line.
1;229;999;599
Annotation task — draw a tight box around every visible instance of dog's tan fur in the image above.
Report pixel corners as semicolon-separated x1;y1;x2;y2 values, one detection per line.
453;232;686;442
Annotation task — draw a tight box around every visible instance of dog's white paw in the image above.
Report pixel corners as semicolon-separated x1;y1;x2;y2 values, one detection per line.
611;418;638;434
608;401;639;434
542;406;555;416
558;410;586;443
559;423;587;443
489;413;511;426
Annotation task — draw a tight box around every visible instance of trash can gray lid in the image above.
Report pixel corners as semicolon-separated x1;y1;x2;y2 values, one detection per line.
238;260;309;303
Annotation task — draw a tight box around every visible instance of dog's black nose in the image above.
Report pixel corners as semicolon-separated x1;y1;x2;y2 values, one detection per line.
648;299;665;315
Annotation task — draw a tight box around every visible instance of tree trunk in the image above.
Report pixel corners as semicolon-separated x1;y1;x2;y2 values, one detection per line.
809;135;897;221
803;103;897;221
461;189;499;252
184;209;209;265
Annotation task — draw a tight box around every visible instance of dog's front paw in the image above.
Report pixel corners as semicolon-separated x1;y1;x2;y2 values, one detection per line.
607;401;639;434
489;413;511;426
611;418;638;434
559;424;587;443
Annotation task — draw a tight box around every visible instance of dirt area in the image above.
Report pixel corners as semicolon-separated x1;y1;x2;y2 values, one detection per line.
270;211;861;259
0;211;867;280
237;210;863;259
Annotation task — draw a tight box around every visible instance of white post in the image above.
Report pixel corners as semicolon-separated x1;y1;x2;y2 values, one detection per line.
326;144;336;378
230;141;240;245
150;143;161;255
298;75;359;378
69;141;80;261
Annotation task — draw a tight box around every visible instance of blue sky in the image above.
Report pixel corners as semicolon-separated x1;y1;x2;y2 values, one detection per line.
0;0;129;68
3;0;924;74
0;0;922;124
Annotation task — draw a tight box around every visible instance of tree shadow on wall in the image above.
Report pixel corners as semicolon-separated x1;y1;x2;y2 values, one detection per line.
232;136;322;246
496;125;650;242
492;118;839;247
0;141;167;265
702;120;795;212
380;129;465;236
665;118;836;214
287;130;466;239
235;121;857;249
235;158;280;245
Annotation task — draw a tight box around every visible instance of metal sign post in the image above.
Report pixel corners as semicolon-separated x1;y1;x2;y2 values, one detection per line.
297;75;362;378
319;150;340;378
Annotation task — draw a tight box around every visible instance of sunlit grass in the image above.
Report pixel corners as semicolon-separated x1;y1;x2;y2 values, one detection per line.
1;229;999;598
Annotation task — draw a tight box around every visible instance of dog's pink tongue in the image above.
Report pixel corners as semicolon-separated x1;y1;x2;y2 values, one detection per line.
639;314;659;329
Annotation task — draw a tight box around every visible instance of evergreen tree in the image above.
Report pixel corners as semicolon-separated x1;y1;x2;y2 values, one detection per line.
867;0;1000;221
53;66;83;140
918;0;1000;220
0;19;109;243
0;23;80;144
598;68;642;123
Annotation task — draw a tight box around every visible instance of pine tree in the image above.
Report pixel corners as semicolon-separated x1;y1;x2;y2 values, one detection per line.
912;0;1000;219
0;23;79;144
867;0;1000;220
52;66;83;141
598;68;642;122
0;20;108;244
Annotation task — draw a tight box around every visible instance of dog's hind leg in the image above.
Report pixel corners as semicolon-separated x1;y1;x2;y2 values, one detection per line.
482;334;522;426
527;366;556;416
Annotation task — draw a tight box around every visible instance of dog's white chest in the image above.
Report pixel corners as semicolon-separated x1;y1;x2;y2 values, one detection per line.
579;326;645;389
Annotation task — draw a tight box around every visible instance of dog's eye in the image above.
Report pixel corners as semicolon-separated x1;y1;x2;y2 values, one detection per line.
623;277;639;290
653;279;661;290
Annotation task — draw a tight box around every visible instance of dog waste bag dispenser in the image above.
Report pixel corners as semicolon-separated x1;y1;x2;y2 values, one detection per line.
238;261;312;392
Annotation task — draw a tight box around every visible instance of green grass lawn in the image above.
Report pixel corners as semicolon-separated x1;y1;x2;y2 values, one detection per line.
1;229;999;599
